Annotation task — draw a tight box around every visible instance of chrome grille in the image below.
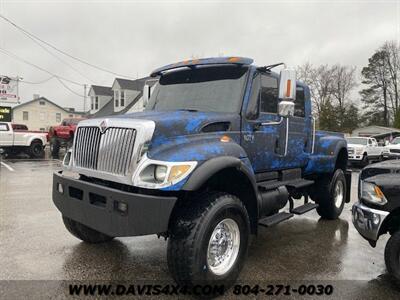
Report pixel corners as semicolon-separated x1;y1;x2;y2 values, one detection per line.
74;126;137;176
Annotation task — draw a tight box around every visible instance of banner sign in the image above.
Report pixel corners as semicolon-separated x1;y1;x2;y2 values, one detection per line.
0;75;18;103
0;106;12;122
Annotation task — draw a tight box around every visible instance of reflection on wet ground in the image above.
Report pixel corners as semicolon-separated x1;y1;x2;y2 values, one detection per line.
0;159;399;298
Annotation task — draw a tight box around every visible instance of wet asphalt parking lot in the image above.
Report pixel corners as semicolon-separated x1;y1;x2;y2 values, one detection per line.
1;156;400;299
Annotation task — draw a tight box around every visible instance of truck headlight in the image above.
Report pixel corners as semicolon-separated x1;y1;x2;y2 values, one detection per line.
154;165;168;182
133;154;197;189
361;181;387;205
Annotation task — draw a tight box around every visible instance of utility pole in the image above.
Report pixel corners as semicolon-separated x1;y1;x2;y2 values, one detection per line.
16;75;21;104
83;84;87;114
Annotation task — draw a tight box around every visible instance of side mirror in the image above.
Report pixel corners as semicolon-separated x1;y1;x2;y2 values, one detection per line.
278;100;295;117
279;67;296;101
278;67;296;117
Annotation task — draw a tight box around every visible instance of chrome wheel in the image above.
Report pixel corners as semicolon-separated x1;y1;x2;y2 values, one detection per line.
334;180;344;209
207;218;240;276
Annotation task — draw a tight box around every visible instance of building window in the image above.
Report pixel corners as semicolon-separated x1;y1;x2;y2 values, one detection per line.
39;100;45;105
56;113;61;123
115;90;119;107
120;91;125;107
95;96;99;110
39;112;46;121
23;111;29;121
91;96;94;110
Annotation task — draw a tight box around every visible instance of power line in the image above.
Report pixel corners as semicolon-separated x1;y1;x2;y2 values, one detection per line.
55;77;85;98
0;47;85;98
0;47;84;86
15;25;95;83
20;76;56;85
0;14;135;80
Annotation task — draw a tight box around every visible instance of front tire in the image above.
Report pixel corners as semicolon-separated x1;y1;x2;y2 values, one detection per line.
62;216;114;243
385;230;400;282
311;169;347;220
361;153;369;167
167;192;250;288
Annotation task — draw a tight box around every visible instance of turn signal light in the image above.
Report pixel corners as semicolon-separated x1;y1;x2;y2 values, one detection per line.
168;165;191;182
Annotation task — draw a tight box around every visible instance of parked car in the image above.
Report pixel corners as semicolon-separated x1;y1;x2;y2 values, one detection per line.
0;122;47;158
48;118;85;158
352;160;400;282
382;137;400;160
53;57;351;289
346;137;384;166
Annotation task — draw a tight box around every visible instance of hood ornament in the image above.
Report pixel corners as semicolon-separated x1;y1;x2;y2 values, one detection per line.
99;120;108;134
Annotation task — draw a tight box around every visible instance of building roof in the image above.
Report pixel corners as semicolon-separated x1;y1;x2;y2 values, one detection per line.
114;77;151;91
90;85;113;96
12;97;85;115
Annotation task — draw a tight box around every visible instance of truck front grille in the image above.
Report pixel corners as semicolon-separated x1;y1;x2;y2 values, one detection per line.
74;126;137;176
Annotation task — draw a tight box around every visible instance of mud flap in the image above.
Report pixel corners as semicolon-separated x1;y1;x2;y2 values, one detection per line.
345;170;352;203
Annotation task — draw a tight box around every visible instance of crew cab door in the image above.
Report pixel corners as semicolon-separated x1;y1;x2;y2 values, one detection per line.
0;123;13;146
242;73;309;172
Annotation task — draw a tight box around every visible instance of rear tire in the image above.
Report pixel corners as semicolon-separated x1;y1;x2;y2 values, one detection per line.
62;216;114;243
311;169;347;220
385;230;400;282
167;192;250;289
50;137;60;159
28;141;44;158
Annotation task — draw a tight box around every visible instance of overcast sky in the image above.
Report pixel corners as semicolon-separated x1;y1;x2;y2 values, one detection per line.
0;0;399;111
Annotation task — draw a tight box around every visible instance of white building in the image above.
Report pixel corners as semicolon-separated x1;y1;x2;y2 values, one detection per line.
89;77;157;118
88;85;113;115
12;96;84;131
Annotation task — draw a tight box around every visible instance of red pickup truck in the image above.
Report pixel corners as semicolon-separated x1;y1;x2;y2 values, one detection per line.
49;118;85;158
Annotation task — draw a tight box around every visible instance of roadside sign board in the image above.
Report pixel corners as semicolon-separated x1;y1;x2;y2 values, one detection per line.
0;106;12;122
0;75;18;103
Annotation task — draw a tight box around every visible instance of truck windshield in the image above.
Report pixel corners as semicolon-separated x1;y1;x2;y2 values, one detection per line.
391;137;400;144
146;65;248;113
346;138;367;145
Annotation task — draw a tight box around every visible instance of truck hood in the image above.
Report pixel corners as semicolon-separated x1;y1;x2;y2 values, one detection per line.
347;144;365;149
118;110;238;140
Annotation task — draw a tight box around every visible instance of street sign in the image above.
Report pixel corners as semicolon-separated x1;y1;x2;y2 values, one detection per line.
0;106;12;122
0;75;18;103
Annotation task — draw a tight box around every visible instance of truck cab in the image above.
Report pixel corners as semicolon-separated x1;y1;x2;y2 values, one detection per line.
53;57;350;289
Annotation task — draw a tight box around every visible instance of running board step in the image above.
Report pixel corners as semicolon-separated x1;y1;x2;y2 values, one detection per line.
257;179;314;191
258;212;294;227
291;203;319;215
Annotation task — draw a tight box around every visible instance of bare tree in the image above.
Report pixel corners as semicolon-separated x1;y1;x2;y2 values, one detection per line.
297;63;335;116
297;63;358;131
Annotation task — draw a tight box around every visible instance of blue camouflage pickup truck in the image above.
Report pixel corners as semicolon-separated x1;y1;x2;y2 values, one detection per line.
54;57;351;288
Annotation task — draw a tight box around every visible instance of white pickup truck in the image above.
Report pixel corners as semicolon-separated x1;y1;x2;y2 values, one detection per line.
382;137;400;160
0;122;47;158
346;137;384;166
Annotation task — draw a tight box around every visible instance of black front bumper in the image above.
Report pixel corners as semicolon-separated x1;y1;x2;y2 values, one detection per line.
53;171;177;237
